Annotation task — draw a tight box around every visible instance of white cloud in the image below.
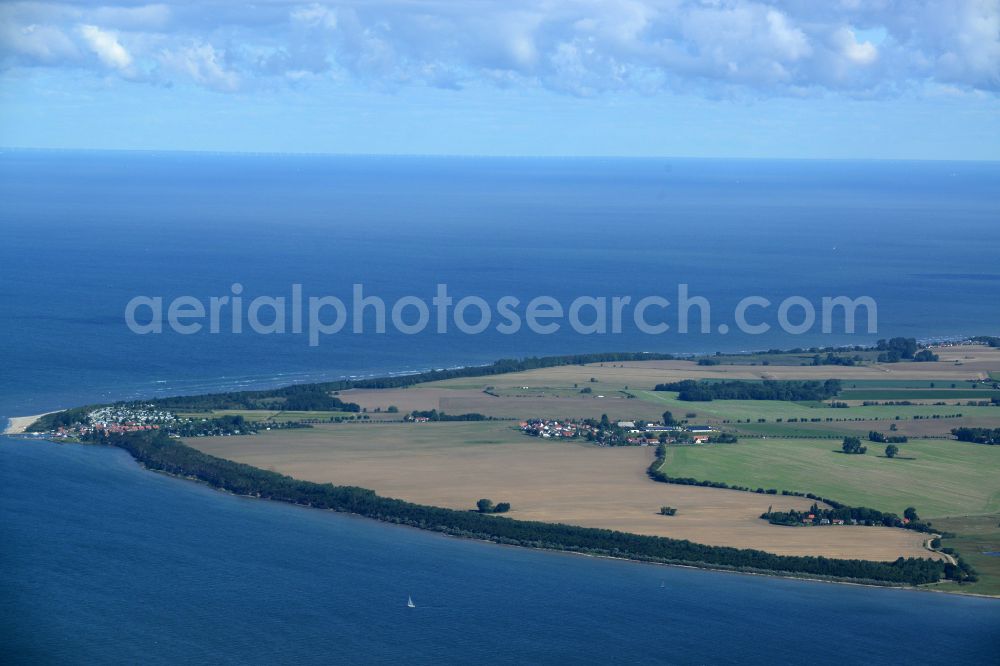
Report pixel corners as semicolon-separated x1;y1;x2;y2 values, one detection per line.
0;0;996;96
930;0;1000;89
78;24;132;71
158;42;239;92
0;22;79;63
834;27;878;66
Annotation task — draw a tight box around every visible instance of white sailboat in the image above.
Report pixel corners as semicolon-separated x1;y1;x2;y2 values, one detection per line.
407;595;416;608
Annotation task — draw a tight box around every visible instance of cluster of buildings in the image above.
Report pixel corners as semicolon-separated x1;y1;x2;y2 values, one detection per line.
52;404;178;438
519;419;589;439
87;405;178;427
519;419;718;446
799;514;913;527
800;514;850;526
617;421;718;444
80;422;161;436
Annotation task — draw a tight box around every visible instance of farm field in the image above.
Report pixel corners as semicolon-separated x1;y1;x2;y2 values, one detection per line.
425;362;976;392
635;390;993;423
342;385;663;421
337;385;999;433
176;409;282;423
393;345;1000;423
421;345;1000;392
338;387;487;414
839;389;1000;400
840;379;981;389
188;421;935;561
635;391;1000;437
176;409;367;423
736;413;1000;439
178;345;1000;591
656;437;1000;518
690;351;884;366
932;514;1000;597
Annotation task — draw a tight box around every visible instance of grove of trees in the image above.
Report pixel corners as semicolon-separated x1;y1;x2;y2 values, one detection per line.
476;499;511;513
952;427;1000;445
869;431;908;444
654;379;842;402
841;437;868;454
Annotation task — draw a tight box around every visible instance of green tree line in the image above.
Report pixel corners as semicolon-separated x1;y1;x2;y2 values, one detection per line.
647;444;936;536
98;430;946;586
653;379;842;402
951;427;1000;445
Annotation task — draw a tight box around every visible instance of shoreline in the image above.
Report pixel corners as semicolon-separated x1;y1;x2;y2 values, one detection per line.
110;443;994;598
6;428;992;597
0;334;983;435
2;337;991;435
78;434;960;586
7;340;996;595
2;412;56;436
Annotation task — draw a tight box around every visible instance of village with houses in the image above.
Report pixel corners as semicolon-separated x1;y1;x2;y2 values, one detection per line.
519;416;728;447
44;404;178;439
30;402;307;441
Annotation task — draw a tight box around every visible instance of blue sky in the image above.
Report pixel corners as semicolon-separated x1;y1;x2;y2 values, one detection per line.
1;1;998;159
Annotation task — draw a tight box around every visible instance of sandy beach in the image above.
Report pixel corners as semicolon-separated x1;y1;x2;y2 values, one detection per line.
3;412;54;435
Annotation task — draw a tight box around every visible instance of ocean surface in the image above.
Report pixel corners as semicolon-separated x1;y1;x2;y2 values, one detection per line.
1;152;999;662
3;438;999;665
1;151;999;420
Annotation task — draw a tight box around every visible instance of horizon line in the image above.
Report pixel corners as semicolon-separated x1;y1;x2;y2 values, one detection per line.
2;146;998;164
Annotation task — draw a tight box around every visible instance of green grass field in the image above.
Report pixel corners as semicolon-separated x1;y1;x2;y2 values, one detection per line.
383;352;1000;593
931;514;1000;597
490;386;629;399
637;390;999;422
441;378;638;395
841;379;977;389
177;409;362;423
211;420;529;452
696;351;882;366
656;437;1000;517
840;389;1000;400
727;423;843;438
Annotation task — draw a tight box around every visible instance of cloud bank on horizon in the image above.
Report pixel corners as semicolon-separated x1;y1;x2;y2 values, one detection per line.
2;0;998;98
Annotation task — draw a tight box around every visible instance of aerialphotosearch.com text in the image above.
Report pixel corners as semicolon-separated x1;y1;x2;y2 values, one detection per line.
125;283;878;346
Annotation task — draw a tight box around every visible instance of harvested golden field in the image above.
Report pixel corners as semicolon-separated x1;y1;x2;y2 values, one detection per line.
339;387;486;414
341;345;1000;425
424;344;1000;392
342;386;665;420
190;421;937;562
443;395;664;420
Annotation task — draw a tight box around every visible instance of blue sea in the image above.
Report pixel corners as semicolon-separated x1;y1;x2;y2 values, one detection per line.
2;438;999;664
1;151;999;662
2;151;999;419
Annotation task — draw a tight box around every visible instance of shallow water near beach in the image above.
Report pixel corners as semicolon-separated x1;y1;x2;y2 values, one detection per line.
2;438;999;664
